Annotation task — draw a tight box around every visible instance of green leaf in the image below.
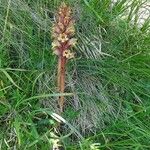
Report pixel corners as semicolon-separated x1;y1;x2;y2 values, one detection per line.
0;69;22;90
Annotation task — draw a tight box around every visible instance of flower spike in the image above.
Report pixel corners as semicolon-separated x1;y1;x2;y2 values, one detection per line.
52;2;77;112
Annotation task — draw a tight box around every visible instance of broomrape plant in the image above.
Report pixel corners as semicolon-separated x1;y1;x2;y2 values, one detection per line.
52;2;77;112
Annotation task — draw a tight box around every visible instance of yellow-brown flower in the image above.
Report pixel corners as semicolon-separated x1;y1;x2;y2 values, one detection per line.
52;2;76;59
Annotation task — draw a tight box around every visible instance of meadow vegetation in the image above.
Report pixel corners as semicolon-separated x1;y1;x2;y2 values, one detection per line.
0;0;150;149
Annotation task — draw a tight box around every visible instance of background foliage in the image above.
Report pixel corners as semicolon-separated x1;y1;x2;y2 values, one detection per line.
0;0;150;149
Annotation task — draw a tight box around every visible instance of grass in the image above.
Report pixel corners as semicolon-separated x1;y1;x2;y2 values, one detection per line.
0;0;150;149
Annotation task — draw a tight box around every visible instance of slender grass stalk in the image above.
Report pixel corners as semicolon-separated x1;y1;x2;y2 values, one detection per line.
52;2;77;112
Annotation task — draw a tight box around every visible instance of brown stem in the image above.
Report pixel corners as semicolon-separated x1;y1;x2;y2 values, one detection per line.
57;55;66;112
